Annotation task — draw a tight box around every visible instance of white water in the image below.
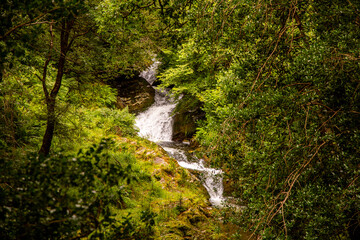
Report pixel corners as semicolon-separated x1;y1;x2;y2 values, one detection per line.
135;63;225;207
139;60;161;86
162;145;224;206
135;90;176;142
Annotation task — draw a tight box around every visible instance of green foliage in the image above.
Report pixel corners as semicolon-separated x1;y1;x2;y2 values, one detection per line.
0;1;224;239
158;38;221;97
159;0;360;239
0;138;132;239
0;137;171;239
1;0;171;155
5;0;360;238
0;63;137;154
90;107;137;135
0;65;47;149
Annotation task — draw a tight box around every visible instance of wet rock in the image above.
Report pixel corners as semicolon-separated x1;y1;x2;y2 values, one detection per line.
223;178;236;197
172;95;205;142
109;74;155;113
172;112;198;141
182;140;191;145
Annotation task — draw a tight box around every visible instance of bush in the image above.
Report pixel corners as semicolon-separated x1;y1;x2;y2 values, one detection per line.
0;138;135;239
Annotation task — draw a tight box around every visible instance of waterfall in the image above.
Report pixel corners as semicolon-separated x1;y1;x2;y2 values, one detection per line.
139;60;161;86
135;62;225;207
135;90;176;142
161;142;225;207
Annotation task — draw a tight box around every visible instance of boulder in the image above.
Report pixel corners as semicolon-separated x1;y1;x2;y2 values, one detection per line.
172;95;205;142
110;75;155;113
172;112;198;141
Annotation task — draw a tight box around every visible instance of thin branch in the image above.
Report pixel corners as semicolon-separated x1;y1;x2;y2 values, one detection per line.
304;105;309;142
25;21;58;26
250;141;327;239
50;19;74;99
239;24;290;109
286;120;292;145
41;21;55;102
68;26;94;51
121;1;155;19
316;108;341;133
0;8;60;40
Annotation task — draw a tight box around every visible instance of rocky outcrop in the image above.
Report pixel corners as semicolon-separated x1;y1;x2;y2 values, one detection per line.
172;95;205;142
173;112;199;142
110;75;155;113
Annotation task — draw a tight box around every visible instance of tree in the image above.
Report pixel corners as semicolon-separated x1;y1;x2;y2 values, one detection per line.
0;0;61;82
159;0;360;238
1;0;171;155
38;19;75;155
0;1;87;155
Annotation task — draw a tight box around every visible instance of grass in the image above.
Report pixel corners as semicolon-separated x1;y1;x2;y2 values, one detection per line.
0;75;235;238
109;135;232;239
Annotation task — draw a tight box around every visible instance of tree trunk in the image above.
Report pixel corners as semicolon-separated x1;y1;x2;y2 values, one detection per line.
39;99;56;155
39;19;74;156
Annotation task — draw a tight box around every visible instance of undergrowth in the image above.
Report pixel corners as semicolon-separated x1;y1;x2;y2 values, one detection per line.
0;73;229;239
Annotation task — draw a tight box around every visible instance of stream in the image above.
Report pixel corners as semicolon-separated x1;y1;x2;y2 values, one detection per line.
135;63;225;207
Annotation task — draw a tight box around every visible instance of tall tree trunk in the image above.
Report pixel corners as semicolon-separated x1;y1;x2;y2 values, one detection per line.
0;65;3;82
39;99;56;155
39;19;73;156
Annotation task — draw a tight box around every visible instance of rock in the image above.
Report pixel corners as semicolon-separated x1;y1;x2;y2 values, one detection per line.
181;208;207;225
165;220;192;238
109;74;155;113
172;95;205;142
136;147;146;155
154;157;168;166
223;178;238;197
172;112;197;141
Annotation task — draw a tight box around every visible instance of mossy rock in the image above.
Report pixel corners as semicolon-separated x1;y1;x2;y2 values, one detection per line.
163;220;192;237
223;178;235;197
172;113;197;141
180;207;208;225
159;233;184;240
172;95;205;142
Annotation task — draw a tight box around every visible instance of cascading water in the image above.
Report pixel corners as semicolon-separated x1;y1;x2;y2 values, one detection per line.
161;142;225;207
135;90;176;142
135;62;225;207
139;60;161;86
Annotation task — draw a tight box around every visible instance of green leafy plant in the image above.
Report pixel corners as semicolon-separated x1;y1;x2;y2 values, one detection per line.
159;0;360;239
0;138;134;239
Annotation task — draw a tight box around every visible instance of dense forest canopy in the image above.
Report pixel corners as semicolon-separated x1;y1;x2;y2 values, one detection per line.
159;0;360;239
1;0;359;239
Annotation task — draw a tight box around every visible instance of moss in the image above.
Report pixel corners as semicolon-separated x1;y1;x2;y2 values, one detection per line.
159;233;184;240
109;136;237;239
181;207;208;225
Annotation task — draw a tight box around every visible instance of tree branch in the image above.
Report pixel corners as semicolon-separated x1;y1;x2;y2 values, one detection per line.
50;19;74;99
0;8;60;40
41;21;55;102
